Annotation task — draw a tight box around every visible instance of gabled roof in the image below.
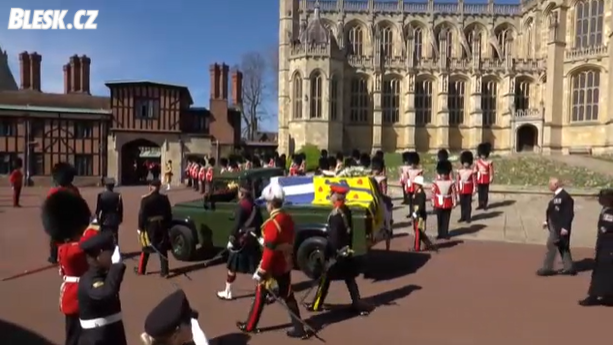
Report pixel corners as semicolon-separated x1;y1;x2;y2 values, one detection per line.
105;80;193;104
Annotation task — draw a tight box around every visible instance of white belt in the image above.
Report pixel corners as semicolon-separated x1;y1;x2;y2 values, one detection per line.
63;276;79;283
80;312;122;329
436;195;452;205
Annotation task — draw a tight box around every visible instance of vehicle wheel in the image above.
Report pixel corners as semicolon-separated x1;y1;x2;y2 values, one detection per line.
170;225;195;261
296;236;327;279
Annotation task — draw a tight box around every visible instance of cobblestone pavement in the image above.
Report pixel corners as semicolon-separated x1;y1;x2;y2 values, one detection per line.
0;186;611;345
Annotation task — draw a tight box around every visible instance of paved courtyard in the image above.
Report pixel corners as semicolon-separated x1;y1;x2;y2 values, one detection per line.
0;186;610;345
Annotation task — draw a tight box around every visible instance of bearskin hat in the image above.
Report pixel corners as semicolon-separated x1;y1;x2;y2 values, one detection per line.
318;155;329;170
320;149;328;157
351;149;360;161
402;151;410;164
375;150;384;159
219;158;229;167
436;160;453;175
273;151;280;158
335;152;344;161
344;157;354;167
52;162;76;187
14;157;23;169
599;189;613;207
42;190;91;242
359;153;371;168
477;143;492;158
292;154;303;163
371;156;384;171
460;151;474;165
408;152;420;165
327;156;336;168
437;149;449;162
208;157;216;166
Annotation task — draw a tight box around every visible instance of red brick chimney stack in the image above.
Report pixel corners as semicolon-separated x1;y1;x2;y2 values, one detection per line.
210;63;220;99
19;52;31;90
29;52;41;92
219;63;229;100
69;55;81;93
63;64;71;94
79;55;91;94
231;69;243;105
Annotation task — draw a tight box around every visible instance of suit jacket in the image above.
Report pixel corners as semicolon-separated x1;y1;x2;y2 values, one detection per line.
95;190;124;227
545;189;574;240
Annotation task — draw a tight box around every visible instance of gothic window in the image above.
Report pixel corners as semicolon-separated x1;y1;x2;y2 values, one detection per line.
310;72;323;118
380;24;394;58
436;27;453;58
330;76;339;121
465;29;482;59
575;0;604;48
514;78;530;111
382;79;400;124
413;27;423;62
415;80;433;125
571;69;599;122
347;25;364;56
525;20;534;58
292;73;302;119
448;80;465;125
350;76;369;123
495;28;512;59
481;80;497;126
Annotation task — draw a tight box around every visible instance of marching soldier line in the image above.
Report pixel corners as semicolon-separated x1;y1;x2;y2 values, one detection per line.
2;141;612;344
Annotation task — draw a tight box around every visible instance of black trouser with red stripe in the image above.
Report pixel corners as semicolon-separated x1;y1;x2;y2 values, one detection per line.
137;249;169;276
412;218;432;251
406;192;414;216
243;272;304;333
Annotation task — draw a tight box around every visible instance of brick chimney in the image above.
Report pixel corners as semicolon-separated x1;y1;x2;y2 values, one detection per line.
219;63;229;100
63;64;71;93
79;55;91;94
19;51;31;90
69;55;81;93
29;52;41;92
209;63;221;99
231;69;243;105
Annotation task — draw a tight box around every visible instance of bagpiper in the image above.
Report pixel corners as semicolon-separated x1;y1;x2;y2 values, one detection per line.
403;152;422;218
431;160;456;240
475;143;494;210
399;152;411;205
48;162;81;264
457;151;476;223
42;190;101;345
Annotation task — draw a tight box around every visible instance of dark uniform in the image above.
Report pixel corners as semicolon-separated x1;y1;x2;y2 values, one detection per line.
537;187;576;276
77;232;127;345
137;180;173;277
411;182;435;251
47;162;80;264
318;149;329;174
94;178;123;245
307;184;371;316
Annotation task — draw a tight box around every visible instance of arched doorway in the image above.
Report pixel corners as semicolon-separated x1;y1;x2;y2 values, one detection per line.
516;124;538;152
121;139;161;185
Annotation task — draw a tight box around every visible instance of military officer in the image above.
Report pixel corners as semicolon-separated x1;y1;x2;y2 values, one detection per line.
78;231;127;345
217;182;263;300
431;160;456;240
457;151;476;223
191;161;200;191
475;142;494;210
202;158;215;210
141;289;209;345
184;160;193;188
306;184;372;316
411;176;436;251
403;152;422;217
94;178;123;245
579;189;613;306
237;182;310;339
136;179;173;277
537;178;576;276
220;158;230;173
164;160;173;190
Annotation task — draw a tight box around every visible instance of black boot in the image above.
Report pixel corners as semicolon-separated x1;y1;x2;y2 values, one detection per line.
304;303;326;312
236;321;260;334
536;268;557;277
578;296;602;306
286;328;312;340
351;300;372;316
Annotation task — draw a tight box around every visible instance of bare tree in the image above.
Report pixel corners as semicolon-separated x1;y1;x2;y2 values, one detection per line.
240;51;269;140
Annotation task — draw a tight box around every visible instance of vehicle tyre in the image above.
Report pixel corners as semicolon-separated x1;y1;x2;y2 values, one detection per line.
170;225;196;261
296;236;327;279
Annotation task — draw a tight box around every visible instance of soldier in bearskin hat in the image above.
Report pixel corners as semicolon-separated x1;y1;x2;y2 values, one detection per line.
437;149;449;162
277;153;286;170
359;152;371;168
318;149;330;174
399;152;411;204
216;181;264;300
371;155;387;194
402;152;423;217
42;190;102;345
289;154;302;176
475;143;494;210
252;154;262;168
431;160;456;240
9;157;23;207
219;157;230;173
351;149;361;166
334;152;344;174
457;151;476;223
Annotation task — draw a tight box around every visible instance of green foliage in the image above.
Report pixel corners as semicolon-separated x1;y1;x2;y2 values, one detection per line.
287;143;321;172
383;153;613;188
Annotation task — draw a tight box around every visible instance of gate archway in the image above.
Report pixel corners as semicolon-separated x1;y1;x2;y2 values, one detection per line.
516;124;538;152
121;139;161;185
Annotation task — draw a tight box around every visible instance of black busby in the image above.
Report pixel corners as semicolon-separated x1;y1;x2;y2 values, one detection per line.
14;157;23;169
436;160;453;175
52;162;76;187
279;153;287;165
402;151;410;164
477;143;492;158
460;151;474;165
599;189;613;207
351;149;360;161
344;157;354;167
252;155;262;168
42;190;91;242
273;151;280;159
375;150;384;159
359;153;371;168
292;153;303;164
371;156;384;172
219;158;229;168
208;157;216;166
437;149;449;162
318;155;330;170
408;152;420;165
327;156;336;168
320;149;328;157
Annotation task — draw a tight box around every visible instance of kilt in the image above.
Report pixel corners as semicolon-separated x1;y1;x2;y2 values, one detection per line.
226;245;261;274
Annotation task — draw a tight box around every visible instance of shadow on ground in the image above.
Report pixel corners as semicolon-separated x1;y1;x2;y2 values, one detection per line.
471;211;503;221
363;250;431;281
487;200;516;209
306;284;422;332
166;248;228;279
449;224;487;237
0;319;57;345
209;332;251;345
574;258;595;273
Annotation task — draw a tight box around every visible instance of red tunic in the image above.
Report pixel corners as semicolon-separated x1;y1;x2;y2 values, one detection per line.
475;159;494;184
9;169;23;187
404;168;423;194
268;159;275;167
431;177;456;209
57;224;100;315
288;164;298;176
198;167;206;181
259;210;295;276
456;168;476;194
205;167;214;182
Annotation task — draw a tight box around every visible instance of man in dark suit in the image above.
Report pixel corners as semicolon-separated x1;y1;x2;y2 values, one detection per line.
95;178;124;245
136;179;173;278
537;178;576;276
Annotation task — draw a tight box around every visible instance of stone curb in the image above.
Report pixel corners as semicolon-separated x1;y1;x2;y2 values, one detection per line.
388;183;599;197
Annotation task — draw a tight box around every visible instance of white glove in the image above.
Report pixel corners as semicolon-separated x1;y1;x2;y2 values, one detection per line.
111;245;121;263
190;318;209;345
412;212;417;219
258;237;264;246
137;229;141;235
252;271;262;282
226;241;233;250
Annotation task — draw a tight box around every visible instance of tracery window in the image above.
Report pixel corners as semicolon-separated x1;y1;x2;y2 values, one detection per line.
380;24;394;58
330;76;339;121
574;0;604;48
571;70;599;122
448;80;465;125
415;80;433;125
292;73;302;119
514;79;530;111
481;80;497;126
382;79;400;124
347;25;364;56
310;72;322;118
350;76;369;123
